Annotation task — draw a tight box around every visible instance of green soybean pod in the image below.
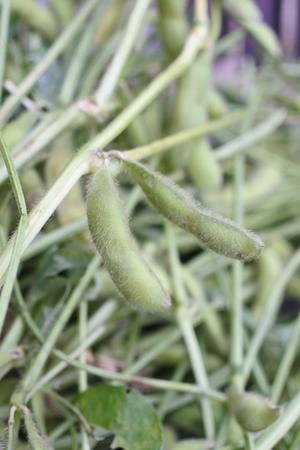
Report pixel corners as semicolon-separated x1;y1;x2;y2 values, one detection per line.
157;0;188;58
228;389;280;432
45;133;86;225
253;246;282;319
171;51;222;189
187;138;222;191
246;21;281;58
87;162;171;313
122;158;263;261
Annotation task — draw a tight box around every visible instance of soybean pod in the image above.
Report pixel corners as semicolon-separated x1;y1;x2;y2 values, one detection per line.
122;158;263;261
157;0;188;58
45;133;86;225
228;388;280;433
172;50;222;189
87;160;171;313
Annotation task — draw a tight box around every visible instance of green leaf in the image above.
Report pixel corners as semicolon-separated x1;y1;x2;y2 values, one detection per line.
77;385;162;450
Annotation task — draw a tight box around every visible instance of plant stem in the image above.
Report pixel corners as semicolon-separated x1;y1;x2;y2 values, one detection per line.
7;405;17;450
166;223;215;439
95;0;151;105
12;256;100;404
0;24;207;286
120;109;243;161
243;247;300;383
33;351;227;402
0;0;97;125
79;300;90;450
59;2;108;105
255;390;300;450
0;0;11;103
271;312;300;403
215;109;286;161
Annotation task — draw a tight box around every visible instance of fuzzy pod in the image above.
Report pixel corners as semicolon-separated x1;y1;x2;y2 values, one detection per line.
45;133;86;225
87;163;171;313
157;0;188;58
246;21;281;58
228;389;280;432
122;158;264;261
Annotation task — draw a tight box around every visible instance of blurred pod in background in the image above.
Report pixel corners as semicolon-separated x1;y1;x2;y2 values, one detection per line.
45;133;86;226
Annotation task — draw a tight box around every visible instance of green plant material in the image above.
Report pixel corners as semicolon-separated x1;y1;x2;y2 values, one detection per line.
223;0;262;21
59;1;108;105
122;158;263;261
253;246;282;319
0;0;11;102
0;23;210;282
87;161;171;312
228;388;280;433
21;168;44;210
77;385;162;450
0;0;97;126
187;138;221;190
21;405;53;450
0;348;23;380
207;89;228;118
95;0;152;106
95;0;125;44
10;0;58;41
45;133;85;225
172;50;222;189
172;439;214;450
50;0;73;27
1;112;36;151
246;21;281;58
157;0;188;58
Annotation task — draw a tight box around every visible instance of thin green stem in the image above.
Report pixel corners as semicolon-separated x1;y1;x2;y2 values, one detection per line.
231;153;244;391
0;134;27;215
35;351;227;402
166;223;215;439
0;215;27;337
215;109;286;161
0;104;81;185
7;405;17;450
12;256;100;404
271;312;300;403
243;247;300;384
0;0;11;102
59;2;108;105
78;300;90;450
22;218;87;261
120;109;244;161
95;0;151;105
255;390;300;450
0;0;97;125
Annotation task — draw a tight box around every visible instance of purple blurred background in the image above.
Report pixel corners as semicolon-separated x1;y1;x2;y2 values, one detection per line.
223;0;300;59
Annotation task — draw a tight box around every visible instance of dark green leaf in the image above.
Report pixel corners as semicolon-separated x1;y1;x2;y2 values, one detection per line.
77;385;162;450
